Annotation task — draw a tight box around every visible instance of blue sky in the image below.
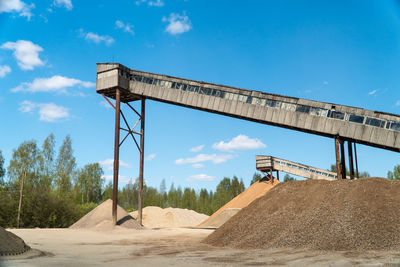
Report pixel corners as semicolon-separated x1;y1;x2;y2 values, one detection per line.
1;0;400;191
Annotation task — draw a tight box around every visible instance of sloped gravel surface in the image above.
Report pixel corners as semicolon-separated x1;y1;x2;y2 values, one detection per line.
204;178;400;251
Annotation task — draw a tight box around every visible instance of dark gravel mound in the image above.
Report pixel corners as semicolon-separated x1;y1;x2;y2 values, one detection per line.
204;178;400;251
0;227;30;256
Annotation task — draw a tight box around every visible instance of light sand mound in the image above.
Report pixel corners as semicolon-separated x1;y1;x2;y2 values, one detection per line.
200;208;241;228
198;179;279;227
0;227;30;256
204;178;400;251
70;199;142;230
130;206;208;228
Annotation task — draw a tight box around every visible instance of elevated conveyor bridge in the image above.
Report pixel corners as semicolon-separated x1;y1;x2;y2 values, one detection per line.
96;62;400;225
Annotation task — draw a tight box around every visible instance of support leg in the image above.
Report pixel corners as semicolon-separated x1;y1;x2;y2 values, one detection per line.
138;98;145;226
354;142;359;178
112;89;121;225
348;141;354;179
340;138;346;179
335;137;342;180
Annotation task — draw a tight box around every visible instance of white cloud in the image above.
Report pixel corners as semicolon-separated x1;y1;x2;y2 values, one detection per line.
11;75;94;94
192;163;204;169
162;12;192;35
212;134;266;152
368;89;377;95
148;0;164;6
79;29;114;46
99;159;133;170
190;144;204;152
19;100;70;122
136;0;164;7
145;153;156;161
175;153;233;165
1;40;44;70
100;100;113;109
115;20;134;35
53;0;72;10
0;65;11;78
187;174;215;182
0;0;34;20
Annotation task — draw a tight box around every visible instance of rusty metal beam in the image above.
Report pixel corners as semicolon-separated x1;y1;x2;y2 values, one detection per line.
335;137;342;180
339;138;346;179
348;141;354;179
138;98;145;226
354;142;359;178
112;89;121;225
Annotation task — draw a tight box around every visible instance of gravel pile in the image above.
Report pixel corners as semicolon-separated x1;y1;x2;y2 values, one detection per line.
0;227;30;256
204;178;400;251
70;199;143;230
198;179;278;227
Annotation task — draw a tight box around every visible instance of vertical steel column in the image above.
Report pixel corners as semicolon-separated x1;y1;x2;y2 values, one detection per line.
335;137;342;180
340;138;346;179
277;170;280;181
138;98;145;226
348;141;354;179
112;89;121;225
354;142;359;178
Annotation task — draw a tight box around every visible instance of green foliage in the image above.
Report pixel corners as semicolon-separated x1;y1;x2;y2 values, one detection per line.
55;135;76;195
0;134;104;228
250;172;262;185
329;164;370;178
0;150;5;185
388;165;400;180
283;174;295;182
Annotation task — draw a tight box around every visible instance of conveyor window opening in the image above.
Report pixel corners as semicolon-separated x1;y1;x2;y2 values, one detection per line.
328;110;345;120
365;117;385;128
348;114;365;124
296;105;310;114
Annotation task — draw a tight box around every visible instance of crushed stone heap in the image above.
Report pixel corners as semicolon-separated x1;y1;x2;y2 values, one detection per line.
70;199;143;230
130;206;208;228
0;227;30;256
199;179;279;228
204;178;400;251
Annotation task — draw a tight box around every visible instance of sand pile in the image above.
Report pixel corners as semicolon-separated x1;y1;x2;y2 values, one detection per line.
0;227;30;256
204;178;400;251
130;206;208;228
198;179;279;228
70;199;142;230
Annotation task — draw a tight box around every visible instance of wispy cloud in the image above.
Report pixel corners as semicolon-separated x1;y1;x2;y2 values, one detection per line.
368;89;377;95
323;81;328;85
190;144;204;152
53;0;72;10
0;0;34;20
1;40;44;70
11;75;94;94
162;12;192;35
100;100;113;109
79;29;114;46
0;65;11;78
99;159;133;170
115;20;134;35
187;174;215;182
175;153;233;165
212;134;266;152
19;100;69;122
136;0;164;7
396;100;400;106
145;153;156;161
192;163;204;169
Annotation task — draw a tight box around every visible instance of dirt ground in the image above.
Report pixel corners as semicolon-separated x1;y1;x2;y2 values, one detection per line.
1;228;400;266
